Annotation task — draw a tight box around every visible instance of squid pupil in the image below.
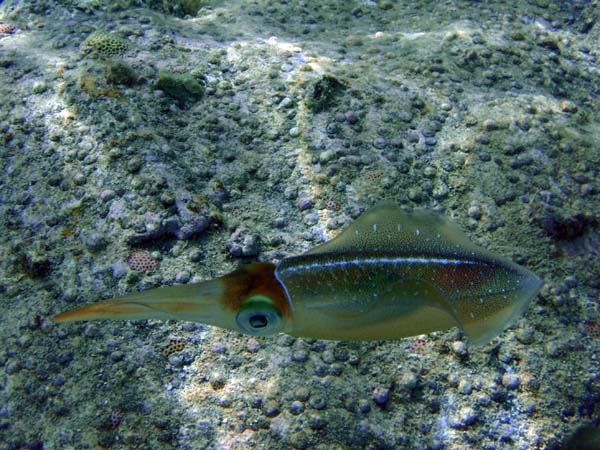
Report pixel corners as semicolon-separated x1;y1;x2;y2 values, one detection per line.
249;314;268;329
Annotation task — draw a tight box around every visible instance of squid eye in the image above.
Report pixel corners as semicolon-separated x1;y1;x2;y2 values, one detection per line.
236;295;283;336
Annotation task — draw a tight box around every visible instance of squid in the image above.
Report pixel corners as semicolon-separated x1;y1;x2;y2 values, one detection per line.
54;205;543;345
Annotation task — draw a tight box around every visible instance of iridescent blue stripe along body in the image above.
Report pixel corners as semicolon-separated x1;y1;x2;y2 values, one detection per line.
276;206;542;344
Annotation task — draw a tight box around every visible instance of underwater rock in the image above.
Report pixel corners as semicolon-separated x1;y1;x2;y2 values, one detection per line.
105;61;138;86
14;250;52;278
155;71;204;103
226;227;260;257
306;75;346;112
536;212;597;240
83;232;108;252
126;211;210;244
126;194;212;244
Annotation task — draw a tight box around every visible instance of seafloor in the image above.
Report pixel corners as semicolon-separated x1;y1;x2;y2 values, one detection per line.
0;0;599;449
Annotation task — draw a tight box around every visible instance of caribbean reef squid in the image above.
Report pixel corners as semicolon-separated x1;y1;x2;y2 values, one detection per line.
54;205;543;345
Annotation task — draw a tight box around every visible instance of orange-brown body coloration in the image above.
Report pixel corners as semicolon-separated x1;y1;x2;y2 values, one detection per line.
220;263;290;318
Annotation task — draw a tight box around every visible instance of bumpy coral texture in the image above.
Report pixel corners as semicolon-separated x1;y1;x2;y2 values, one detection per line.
162;339;187;356
126;250;160;273
0;23;17;34
81;31;129;58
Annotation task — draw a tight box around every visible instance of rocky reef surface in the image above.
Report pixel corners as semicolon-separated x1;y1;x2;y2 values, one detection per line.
0;0;598;448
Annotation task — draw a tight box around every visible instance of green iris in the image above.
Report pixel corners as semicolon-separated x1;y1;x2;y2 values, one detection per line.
236;295;283;336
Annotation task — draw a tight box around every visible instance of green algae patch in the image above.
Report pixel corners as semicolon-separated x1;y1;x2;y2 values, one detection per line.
155;71;204;103
105;61;138;86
